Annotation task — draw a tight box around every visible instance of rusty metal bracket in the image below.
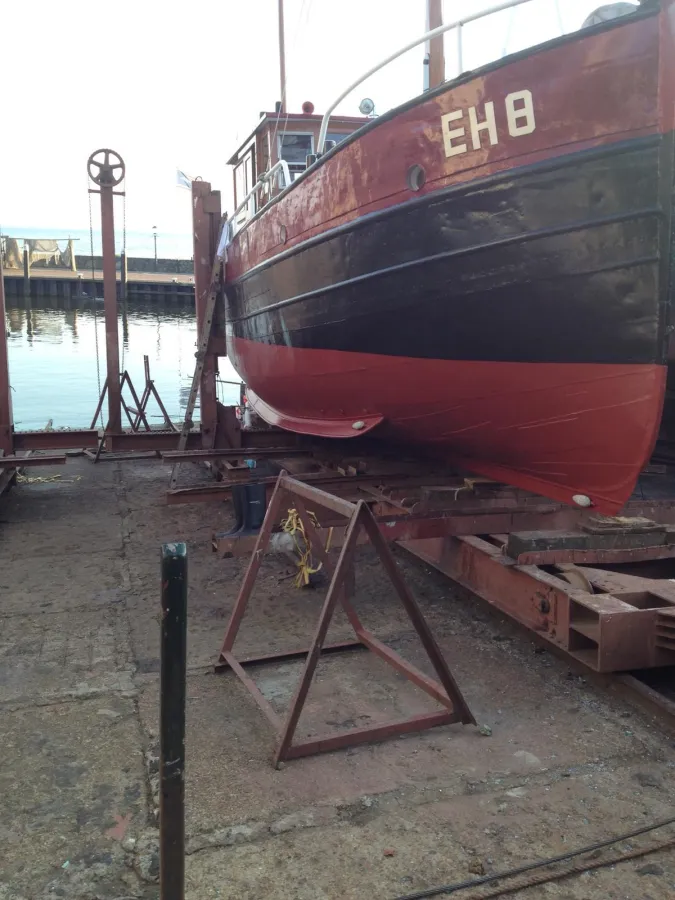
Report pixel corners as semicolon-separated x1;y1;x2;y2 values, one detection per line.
216;472;476;765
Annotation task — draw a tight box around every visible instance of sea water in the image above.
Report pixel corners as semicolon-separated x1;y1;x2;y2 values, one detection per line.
5;299;241;430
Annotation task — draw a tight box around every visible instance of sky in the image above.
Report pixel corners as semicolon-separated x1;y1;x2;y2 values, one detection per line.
0;0;630;240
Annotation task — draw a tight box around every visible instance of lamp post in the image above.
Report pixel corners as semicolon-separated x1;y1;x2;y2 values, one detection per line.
153;225;158;271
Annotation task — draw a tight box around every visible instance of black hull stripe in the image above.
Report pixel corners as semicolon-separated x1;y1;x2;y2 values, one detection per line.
226;133;672;366
229;207;662;325
230;135;662;287
258;254;662;342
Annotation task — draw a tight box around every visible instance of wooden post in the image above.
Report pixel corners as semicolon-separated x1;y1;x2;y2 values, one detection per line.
427;0;445;89
159;542;187;900
191;181;220;449
22;243;30;300
0;253;13;455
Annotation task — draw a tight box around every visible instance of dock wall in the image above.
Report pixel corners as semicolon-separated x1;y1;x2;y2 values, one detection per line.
2;256;195;304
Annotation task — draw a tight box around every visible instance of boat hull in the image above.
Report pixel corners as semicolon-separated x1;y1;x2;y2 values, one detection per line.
233;337;665;510
224;3;675;513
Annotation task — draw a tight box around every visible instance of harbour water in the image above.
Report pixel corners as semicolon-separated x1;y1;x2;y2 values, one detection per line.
5;300;241;431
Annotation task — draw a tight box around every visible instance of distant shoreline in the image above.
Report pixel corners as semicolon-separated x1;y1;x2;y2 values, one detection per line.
2;225;193;260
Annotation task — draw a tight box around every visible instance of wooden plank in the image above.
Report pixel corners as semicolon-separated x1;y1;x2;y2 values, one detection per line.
507;529;667;559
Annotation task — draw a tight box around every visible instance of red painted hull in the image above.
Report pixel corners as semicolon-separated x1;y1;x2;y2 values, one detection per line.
233;337;665;513
224;5;675;514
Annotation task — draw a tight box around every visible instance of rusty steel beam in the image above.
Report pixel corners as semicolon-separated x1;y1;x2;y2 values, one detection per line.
0;454;67;467
218;653;283;730
358;631;455;709
212;502;675;559
401;534;674;672
284;710;460;761
216;474;475;764
99;181;122;434
279;474;357;518
167;472;521;506
107;431;203;451
214;640;365;672
212;512;535;558
13;429;99;450
0;252;13;456
162;446;314;462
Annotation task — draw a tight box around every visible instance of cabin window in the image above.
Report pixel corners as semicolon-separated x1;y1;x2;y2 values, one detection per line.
327;132;349;146
234;147;256;211
278;133;313;180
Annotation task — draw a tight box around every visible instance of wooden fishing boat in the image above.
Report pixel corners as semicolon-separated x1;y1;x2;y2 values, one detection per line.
224;0;674;514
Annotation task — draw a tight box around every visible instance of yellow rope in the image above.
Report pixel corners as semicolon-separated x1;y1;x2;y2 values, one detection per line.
280;507;332;588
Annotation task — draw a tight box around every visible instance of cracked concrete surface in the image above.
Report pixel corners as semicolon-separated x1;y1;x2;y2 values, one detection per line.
0;457;673;899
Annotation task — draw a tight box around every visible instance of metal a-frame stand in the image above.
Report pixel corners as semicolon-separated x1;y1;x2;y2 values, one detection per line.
88;356;177;462
216;472;476;766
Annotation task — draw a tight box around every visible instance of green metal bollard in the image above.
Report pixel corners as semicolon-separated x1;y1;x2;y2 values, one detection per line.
160;542;187;900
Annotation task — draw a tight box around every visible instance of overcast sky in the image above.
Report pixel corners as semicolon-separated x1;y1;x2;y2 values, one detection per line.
0;0;622;236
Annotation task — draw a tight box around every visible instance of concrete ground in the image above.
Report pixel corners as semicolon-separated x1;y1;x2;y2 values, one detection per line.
1;457;674;900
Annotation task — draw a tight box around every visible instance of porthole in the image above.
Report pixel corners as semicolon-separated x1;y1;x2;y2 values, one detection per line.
407;164;426;192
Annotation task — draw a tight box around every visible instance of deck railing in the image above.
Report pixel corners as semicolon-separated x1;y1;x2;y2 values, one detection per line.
229;0;611;238
228;159;291;240
317;0;536;154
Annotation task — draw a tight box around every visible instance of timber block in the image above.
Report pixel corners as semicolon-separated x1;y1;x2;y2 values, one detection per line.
582;515;662;534
506;528;667;560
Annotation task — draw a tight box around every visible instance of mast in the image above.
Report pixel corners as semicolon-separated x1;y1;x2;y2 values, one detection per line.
278;0;287;113
425;0;445;90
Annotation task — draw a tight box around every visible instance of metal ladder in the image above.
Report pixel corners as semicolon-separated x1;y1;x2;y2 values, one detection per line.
169;219;226;490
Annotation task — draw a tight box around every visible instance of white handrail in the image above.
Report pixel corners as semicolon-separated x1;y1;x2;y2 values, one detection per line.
317;0;535;154
230;159;291;236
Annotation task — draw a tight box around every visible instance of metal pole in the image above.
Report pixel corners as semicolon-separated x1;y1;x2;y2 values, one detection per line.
278;0;287;113
0;252;13;455
153;227;158;272
160;542;187;900
120;249;127;302
456;22;463;75
100;184;122;433
427;0;445;89
22;243;30;300
120;249;128;351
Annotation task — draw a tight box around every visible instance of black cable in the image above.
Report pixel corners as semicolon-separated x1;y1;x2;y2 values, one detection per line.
392;814;675;900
